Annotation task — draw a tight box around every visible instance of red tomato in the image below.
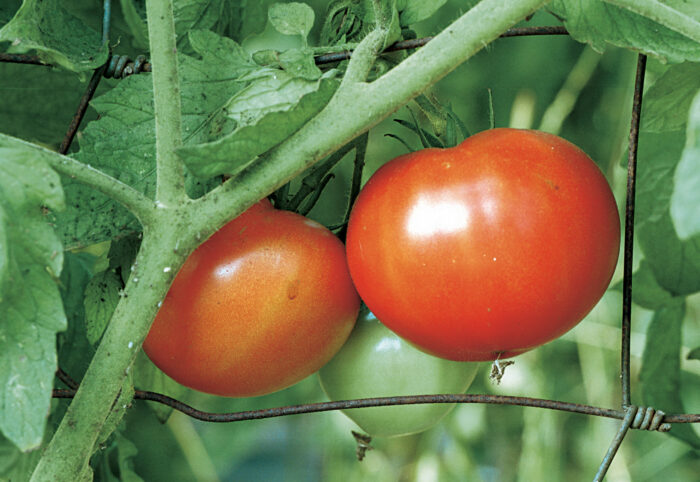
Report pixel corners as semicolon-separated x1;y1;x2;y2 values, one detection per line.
346;128;620;361
144;199;360;397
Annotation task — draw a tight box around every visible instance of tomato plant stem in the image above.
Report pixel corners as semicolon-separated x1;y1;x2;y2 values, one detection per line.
0;133;156;226
146;0;186;205
31;226;188;481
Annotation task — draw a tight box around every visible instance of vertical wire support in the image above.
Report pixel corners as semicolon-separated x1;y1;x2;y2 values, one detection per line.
593;406;637;482
101;0;111;44
58;0;111;154
620;54;647;408
58;64;108;154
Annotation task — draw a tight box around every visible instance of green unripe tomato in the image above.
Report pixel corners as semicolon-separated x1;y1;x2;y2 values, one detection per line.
319;308;480;437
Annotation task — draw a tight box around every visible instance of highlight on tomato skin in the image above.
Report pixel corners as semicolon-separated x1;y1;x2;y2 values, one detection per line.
143;199;361;398
345;128;621;362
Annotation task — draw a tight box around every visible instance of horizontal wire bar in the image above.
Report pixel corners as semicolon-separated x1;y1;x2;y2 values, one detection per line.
1;26;569;71
52;388;699;424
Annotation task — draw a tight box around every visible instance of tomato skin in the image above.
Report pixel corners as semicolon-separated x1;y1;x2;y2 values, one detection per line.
346;128;620;361
319;308;479;437
144;199;360;397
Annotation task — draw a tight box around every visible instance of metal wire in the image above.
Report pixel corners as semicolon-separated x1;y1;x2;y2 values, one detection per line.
315;26;569;64
104;54;150;78
620;54;648;408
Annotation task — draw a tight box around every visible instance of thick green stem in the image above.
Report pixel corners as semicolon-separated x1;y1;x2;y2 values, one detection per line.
30;224;190;481
0;133;155;225
146;0;186;204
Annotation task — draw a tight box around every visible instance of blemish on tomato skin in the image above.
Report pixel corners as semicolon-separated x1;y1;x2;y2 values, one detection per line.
287;279;300;300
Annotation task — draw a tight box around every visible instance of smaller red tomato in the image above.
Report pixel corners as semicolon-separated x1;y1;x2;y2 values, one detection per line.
319;308;480;437
144;199;360;397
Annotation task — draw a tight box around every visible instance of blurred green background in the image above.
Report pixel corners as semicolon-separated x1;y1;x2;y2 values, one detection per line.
114;4;699;481
6;0;698;479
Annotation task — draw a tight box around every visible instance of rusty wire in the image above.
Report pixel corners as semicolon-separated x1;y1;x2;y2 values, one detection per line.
620;54;648;409
51;387;700;426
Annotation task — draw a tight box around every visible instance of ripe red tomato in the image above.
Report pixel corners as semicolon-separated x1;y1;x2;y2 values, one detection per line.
143;199;360;397
346;128;620;361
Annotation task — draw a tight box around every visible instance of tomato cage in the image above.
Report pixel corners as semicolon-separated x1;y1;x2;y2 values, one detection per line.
2;0;698;480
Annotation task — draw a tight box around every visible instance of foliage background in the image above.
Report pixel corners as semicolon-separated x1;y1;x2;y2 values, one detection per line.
0;0;698;480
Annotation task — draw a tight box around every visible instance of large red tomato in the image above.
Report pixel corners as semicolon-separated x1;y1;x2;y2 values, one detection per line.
346;128;620;361
144;199;360;397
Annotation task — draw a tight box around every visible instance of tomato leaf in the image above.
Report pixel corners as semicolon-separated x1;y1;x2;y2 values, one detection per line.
268;2;315;41
619;260;675;311
278;48;323;80
50;30;251;248
0;0;108;74
687;347;700;361
635;130;700;296
112;430;144;482
119;0;149;50
396;0;448;26
670;90;700;241
640;299;700;449
177;69;339;179
642;63;700;133
0;134;66;451
108;233;142;286
0;63;87;148
548;0;700;62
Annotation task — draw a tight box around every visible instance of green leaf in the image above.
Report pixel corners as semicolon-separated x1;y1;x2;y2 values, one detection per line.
602;0;700;44
0;0;108;73
640;299;700;449
0;431;42;481
84;270;122;345
172;0;240;53
113;430;144;482
635;130;700;295
627;260;675;310
688;347;700;361
396;0;447;25
0;62;88;149
57;252;99;383
278;48;323;80
119;0;149;50
642;63;700;133
670;90;700;241
549;0;700;63
107;233;142;286
52;31;253;248
0;134;66;451
268;2;315;41
178;70;339;179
